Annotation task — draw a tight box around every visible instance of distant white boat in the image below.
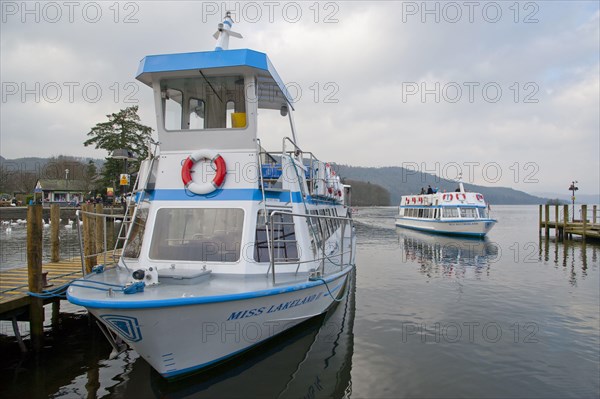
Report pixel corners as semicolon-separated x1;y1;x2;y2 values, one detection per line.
395;181;496;237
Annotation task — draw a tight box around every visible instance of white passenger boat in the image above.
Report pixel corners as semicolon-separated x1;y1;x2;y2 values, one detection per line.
395;181;496;237
67;14;356;379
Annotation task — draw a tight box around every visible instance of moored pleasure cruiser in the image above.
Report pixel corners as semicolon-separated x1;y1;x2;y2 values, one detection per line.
67;13;356;379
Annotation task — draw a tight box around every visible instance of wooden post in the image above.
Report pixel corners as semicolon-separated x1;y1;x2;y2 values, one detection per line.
554;205;559;238
27;204;44;352
544;204;550;237
563;205;569;239
50;204;60;262
582;204;587;239
95;203;104;265
593;205;597;225
83;203;96;273
538;205;542;235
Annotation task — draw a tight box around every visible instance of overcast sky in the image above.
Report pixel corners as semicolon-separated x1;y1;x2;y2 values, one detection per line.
1;1;598;196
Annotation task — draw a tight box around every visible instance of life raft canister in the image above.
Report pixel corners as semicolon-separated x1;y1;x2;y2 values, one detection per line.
181;150;226;195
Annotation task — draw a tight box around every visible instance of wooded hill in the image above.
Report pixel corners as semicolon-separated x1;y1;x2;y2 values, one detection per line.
338;165;548;205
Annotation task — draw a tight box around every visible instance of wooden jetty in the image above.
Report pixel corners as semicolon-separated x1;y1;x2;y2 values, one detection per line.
539;204;599;240
0;203;121;352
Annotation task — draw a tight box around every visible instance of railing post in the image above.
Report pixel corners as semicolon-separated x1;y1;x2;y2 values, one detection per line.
544;204;550;237
340;219;345;270
582;204;587;239
83;204;96;273
269;215;275;285
50;203;60;262
593;205;597;225
554;205;559;238
95;203;104;264
27;204;44;352
538;205;542;236
563;205;569;239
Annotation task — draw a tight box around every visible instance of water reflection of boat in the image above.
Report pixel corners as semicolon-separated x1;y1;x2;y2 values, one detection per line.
108;271;355;398
397;228;499;277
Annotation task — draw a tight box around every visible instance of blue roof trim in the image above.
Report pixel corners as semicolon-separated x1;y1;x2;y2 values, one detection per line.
66;268;352;310
136;48;293;105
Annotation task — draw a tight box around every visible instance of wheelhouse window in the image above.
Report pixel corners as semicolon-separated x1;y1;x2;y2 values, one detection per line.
149;208;244;262
161;75;247;131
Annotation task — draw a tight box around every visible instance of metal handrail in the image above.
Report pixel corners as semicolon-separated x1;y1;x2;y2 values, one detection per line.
75;209;125;275
268;210;354;284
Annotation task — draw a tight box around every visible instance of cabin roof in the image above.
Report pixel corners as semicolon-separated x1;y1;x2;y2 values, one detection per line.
136;48;294;108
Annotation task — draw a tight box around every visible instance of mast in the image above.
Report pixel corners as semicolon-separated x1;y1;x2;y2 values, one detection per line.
213;11;243;51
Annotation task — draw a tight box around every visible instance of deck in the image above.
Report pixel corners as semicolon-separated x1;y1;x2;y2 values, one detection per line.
0;259;83;315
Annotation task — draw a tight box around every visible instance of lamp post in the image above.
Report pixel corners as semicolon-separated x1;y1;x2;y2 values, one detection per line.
111;149;136;200
568;181;578;222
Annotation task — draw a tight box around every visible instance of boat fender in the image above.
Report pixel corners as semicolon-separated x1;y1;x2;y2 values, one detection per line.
181;150;227;195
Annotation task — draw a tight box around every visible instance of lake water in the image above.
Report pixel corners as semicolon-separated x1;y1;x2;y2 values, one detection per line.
1;205;598;398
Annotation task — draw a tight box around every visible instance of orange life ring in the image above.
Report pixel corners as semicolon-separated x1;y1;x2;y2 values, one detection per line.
476;194;484;202
443;193;453;201
457;193;466;201
181;150;226;195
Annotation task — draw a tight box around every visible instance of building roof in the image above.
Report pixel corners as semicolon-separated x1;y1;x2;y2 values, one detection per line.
35;179;88;192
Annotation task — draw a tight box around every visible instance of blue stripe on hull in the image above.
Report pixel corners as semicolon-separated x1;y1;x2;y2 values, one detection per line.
146;188;302;202
67;268;352;309
395;222;489;237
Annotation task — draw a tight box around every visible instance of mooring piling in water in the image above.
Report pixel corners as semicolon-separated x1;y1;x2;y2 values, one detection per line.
27;204;44;352
539;204;599;240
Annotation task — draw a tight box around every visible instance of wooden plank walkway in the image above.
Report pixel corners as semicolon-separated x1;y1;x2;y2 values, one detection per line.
539;204;600;240
0;259;84;314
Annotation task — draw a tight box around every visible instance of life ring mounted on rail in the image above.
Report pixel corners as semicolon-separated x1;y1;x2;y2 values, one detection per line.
181;150;227;195
442;193;453;201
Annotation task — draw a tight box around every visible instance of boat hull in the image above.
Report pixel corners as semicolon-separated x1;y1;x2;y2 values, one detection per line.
84;271;351;379
395;217;496;237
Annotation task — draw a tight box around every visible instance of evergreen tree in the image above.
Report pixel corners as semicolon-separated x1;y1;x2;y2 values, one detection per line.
83;106;153;188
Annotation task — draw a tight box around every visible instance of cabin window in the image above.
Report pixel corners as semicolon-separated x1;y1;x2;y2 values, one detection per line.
254;210;299;262
164;88;183;130
149;208;244;262
442;208;459;218
189;98;205;129
460;208;478;218
161;75;247;131
122;208;148;259
478;208;488;218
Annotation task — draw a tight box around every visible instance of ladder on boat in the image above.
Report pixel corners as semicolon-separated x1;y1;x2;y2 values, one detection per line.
113;156;156;264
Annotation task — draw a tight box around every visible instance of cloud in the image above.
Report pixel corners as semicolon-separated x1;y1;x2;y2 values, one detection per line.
0;1;598;194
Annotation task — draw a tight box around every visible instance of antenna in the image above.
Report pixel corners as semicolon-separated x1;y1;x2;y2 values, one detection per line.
213;11;243;51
